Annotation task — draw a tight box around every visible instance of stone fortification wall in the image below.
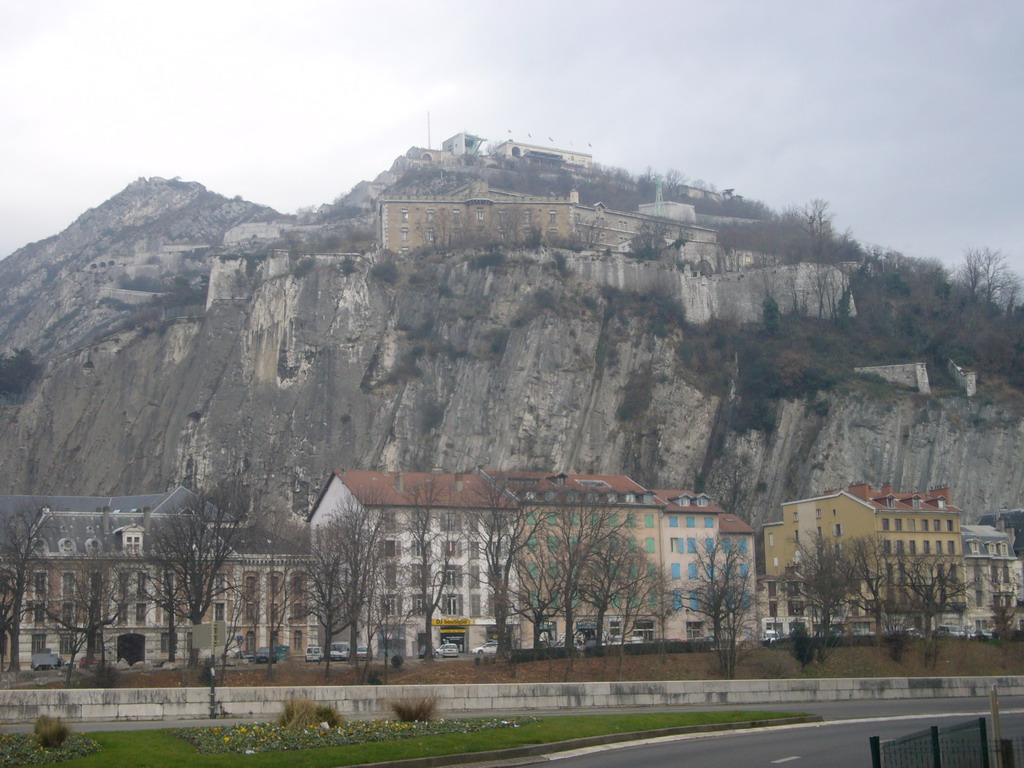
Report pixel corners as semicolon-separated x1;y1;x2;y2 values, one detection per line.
0;676;1019;723
854;363;930;394
98;287;164;306
695;213;762;229
948;359;977;397
566;254;852;324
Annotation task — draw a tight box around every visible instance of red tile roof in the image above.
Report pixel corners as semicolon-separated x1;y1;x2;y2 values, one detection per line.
485;470;649;496
651;489;724;514
843;483;961;513
718;514;755;534
330;470;506;509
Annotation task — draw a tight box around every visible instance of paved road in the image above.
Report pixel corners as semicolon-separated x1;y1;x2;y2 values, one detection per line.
530;698;1024;768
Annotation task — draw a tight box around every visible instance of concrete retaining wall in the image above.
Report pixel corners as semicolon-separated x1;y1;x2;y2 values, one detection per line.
1;676;1020;724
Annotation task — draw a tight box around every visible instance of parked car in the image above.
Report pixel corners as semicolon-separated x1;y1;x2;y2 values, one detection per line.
433;643;459;658
355;645;372;660
329;642;350;661
31;653;63;671
762;630;780;645
305;646;323;663
471;640;498;655
254;647;271;664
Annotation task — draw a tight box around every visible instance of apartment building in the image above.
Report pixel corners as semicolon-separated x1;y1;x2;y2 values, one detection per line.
761;483;964;637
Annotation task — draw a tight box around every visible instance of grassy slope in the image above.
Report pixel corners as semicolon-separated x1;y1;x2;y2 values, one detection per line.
39;712;803;768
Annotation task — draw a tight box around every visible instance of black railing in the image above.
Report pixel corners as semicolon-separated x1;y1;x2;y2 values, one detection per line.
871;718;991;768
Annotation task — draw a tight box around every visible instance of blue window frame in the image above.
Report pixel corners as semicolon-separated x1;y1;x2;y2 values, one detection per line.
671;563;681;579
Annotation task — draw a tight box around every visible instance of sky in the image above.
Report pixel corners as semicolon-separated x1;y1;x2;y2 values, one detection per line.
1;0;1022;274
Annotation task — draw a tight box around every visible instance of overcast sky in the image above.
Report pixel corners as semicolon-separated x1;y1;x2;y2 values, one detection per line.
2;0;1021;274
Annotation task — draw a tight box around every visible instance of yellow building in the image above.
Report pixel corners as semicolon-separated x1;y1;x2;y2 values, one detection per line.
761;483;963;637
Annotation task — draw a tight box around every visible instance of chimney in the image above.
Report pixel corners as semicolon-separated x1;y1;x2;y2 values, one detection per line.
102;506;110;535
143;507;152;532
847;483;870;500
455;473;464;493
393;472;404;493
881;483;893;496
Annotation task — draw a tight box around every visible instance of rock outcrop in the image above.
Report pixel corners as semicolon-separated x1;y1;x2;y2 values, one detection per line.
1;247;1021;522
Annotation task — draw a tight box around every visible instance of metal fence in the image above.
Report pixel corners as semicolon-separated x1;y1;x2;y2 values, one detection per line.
871;718;991;768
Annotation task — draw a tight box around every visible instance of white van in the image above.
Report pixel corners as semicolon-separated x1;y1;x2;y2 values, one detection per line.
329;642;350;661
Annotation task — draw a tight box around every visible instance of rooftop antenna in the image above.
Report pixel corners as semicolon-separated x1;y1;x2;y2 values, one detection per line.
654;174;664;218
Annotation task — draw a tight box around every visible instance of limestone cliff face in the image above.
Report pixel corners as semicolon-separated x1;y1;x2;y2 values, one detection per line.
1;249;1021;521
0;178;280;356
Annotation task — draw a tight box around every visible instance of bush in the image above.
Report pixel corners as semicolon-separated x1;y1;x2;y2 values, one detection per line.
469;251;505;270
278;698;324;729
279;698;343;729
315;704;344;728
34;716;69;748
388;696;437;722
92;663;120;688
391;655;404;670
370;260;400;284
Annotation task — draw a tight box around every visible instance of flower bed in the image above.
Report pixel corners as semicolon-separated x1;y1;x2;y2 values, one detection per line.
176;717;537;755
0;733;101;766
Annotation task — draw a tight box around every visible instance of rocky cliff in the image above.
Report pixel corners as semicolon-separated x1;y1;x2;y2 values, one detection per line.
1;243;1021;523
0;177;282;355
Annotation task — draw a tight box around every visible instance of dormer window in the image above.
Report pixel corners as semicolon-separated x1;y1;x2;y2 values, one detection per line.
624;492;635;504
697;496;708;507
937;499;946;509
912;497;921;509
124;533;142;555
886;496;895;509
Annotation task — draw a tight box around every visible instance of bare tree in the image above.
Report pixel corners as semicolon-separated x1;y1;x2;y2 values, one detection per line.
896;549;966;636
792;532;857;661
533;499;624;678
629;219;671;261
956;247;1021;310
146;483;247;665
683;536;754;679
847;535;897;638
47;554;132;684
328;494;385;677
0;501;51;671
579;533;652;651
468;473;540;657
405;477;462;661
0;567;16;668
307;517;351;678
513;539;562;651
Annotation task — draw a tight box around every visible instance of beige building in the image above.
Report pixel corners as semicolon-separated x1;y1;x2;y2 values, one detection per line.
654;490;755;641
491;139;593;169
378;180;718;255
761;483;963;637
961;524;1018;634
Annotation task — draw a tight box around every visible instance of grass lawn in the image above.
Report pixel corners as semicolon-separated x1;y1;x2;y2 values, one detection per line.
10;711;808;768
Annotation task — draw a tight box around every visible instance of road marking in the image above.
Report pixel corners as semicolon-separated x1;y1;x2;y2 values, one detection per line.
771;758;801;764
